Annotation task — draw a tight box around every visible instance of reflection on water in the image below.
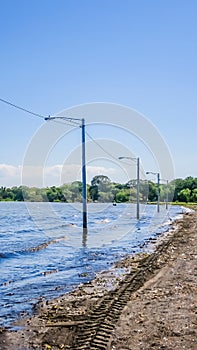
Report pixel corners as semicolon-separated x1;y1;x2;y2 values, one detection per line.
82;227;88;247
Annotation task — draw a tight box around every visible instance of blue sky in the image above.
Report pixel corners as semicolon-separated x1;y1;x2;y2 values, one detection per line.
0;0;197;186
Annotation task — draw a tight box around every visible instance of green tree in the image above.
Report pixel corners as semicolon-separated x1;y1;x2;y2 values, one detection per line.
0;187;8;200
177;188;191;203
89;184;99;202
147;181;158;202
5;188;14;201
69;181;82;202
184;176;197;191
139;180;149;202
191;188;197;202
89;175;112;202
46;186;59;202
11;186;24;201
172;178;188;201
115;189;130;203
98;191;114;202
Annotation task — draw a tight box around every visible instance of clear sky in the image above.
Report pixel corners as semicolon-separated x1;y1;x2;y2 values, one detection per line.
0;0;197;187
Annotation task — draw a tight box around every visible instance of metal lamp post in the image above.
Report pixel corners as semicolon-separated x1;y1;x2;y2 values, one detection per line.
118;157;140;219
146;171;160;213
166;179;169;210
161;179;169;210
45;116;87;230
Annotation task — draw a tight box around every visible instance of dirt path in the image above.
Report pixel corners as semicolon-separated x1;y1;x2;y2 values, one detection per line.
0;211;196;350
110;212;197;350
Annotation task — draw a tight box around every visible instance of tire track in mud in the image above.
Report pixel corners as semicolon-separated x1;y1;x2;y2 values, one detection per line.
70;236;173;350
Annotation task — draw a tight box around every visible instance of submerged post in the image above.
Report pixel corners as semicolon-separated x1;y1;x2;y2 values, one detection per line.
146;171;160;213
166;180;169;210
118;156;140;220
157;172;160;213
81;118;87;229
45;115;88;232
136;157;140;220
161;179;169;210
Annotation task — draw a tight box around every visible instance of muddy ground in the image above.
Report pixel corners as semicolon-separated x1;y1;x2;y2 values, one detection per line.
0;211;196;350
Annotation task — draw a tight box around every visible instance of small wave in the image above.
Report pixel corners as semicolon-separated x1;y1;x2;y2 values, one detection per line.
66;223;77;227
181;206;195;214
16;228;39;234
0;236;69;260
160;219;173;227
1;279;14;287
44;222;78;232
28;236;68;253
0;251;19;259
41;269;58;276
96;218;111;224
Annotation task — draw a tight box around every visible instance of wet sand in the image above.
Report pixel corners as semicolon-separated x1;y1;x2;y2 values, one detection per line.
0;211;196;349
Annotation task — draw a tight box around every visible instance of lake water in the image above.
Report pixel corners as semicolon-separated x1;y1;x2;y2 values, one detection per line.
0;201;186;327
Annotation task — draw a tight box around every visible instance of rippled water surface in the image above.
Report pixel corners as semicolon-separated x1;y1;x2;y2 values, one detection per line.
0;202;186;327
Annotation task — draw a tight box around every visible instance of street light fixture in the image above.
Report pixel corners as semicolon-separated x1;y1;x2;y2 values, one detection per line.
118;156;140;219
146;171;160;213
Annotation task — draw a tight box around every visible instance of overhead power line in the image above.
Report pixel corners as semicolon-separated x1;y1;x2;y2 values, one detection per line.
0;97;136;167
85;130;145;176
0;97;45;119
85;130;121;162
0;97;82;128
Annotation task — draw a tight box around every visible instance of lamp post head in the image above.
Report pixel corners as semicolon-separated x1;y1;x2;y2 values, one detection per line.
45;115;52;121
146;171;159;176
118;156;139;162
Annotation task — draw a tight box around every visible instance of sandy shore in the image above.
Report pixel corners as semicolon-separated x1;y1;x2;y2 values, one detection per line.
0;211;196;349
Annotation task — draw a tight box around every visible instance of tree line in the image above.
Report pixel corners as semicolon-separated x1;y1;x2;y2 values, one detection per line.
0;175;197;203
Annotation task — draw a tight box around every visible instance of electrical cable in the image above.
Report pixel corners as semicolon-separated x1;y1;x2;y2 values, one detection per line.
0;97;45;119
85;130;122;162
0;97;81;128
46;118;81;128
0;97;146;182
0;97;139;172
85;130;146;177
